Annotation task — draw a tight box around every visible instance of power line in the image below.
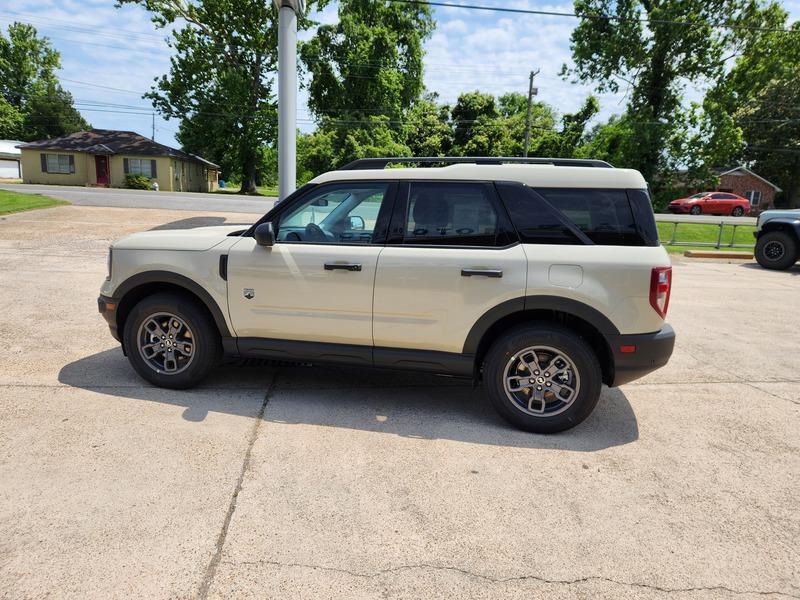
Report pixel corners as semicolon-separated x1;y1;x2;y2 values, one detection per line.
390;0;799;34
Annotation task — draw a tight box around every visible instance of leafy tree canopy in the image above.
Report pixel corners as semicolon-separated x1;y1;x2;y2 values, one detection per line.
0;23;88;141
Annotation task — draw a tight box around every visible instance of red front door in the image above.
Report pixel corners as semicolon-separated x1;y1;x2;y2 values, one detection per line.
95;155;109;185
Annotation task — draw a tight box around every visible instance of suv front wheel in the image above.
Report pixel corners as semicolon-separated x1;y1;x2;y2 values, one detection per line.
755;230;798;271
123;293;221;389
484;324;602;433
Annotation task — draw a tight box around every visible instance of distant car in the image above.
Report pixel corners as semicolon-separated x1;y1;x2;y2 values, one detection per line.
668;192;750;216
753;208;800;270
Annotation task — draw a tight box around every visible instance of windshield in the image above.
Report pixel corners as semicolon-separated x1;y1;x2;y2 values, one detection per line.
689;193;708;199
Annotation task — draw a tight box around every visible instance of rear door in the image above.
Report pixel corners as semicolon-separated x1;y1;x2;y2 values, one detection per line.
372;181;526;355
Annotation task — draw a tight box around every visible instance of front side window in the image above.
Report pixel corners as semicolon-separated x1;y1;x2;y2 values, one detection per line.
277;183;390;244
128;158;153;178
45;154;73;174
403;182;502;247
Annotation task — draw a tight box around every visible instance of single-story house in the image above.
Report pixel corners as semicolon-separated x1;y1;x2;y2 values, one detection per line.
713;166;781;213
17;129;220;192
0;140;23;179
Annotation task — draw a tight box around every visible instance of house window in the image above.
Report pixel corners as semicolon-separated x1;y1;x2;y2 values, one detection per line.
128;158;153;178
45;154;73;174
745;190;762;206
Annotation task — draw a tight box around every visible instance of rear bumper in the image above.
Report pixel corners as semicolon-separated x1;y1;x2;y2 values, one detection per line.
607;324;676;386
98;294;121;342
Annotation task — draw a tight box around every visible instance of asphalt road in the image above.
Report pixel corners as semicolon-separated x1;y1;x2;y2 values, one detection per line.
0;205;798;599
0;183;274;214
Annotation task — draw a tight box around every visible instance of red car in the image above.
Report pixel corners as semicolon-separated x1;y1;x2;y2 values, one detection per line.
668;192;750;216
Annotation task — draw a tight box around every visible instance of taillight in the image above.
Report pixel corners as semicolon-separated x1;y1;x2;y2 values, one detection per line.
650;266;672;318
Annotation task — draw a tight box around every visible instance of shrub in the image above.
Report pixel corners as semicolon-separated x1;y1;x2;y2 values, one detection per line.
125;174;151;190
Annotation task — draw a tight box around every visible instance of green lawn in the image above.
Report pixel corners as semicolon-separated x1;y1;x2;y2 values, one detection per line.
0;189;68;215
657;221;755;254
215;185;279;197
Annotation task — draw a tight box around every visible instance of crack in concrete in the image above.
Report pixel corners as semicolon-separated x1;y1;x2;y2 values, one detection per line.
223;559;800;598
197;372;278;600
746;382;800;406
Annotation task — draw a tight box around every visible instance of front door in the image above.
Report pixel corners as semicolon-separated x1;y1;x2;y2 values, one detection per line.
95;155;109;185
227;181;395;347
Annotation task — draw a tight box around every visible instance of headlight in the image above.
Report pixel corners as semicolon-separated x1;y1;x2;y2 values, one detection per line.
106;247;113;280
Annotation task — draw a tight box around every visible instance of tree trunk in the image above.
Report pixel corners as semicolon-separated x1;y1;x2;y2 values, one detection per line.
239;52;263;195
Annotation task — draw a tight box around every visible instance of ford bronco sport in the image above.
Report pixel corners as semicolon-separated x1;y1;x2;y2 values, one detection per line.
98;157;675;433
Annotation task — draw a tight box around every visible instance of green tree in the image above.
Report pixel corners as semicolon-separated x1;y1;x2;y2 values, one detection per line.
117;0;287;194
533;96;599;158
697;5;800;205
405;93;453;157
563;0;763;183
0;97;23;139
0;23;88;141
22;81;89;140
300;0;434;171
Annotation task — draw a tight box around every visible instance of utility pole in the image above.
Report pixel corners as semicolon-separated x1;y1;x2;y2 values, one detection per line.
151;113;155;141
274;0;304;201
523;69;539;157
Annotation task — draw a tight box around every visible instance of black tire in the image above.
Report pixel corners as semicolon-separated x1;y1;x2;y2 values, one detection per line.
690;205;702;215
755;231;799;271
732;206;744;217
123;292;221;389
483;324;602;433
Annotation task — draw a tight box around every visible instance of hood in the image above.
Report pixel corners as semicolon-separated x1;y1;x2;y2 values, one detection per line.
671;197;701;204
113;225;249;251
759;209;800;223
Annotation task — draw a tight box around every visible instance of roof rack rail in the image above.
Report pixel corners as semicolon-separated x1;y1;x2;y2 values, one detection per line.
338;156;614;170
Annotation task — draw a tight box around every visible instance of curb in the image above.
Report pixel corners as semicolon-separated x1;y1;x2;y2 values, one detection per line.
684;250;754;259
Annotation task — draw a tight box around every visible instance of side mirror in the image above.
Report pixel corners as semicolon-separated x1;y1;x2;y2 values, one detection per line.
313;198;329;207
348;215;365;231
254;222;276;247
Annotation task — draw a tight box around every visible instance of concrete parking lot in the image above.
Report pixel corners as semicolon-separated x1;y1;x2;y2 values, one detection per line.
0;205;798;599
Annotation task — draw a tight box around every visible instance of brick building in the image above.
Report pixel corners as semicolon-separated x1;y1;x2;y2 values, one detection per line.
713;166;781;214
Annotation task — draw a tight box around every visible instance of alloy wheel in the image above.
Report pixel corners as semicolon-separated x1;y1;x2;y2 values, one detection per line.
503;345;581;417
137;312;195;374
763;240;786;262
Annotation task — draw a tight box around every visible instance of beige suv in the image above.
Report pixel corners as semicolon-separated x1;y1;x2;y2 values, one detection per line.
99;157;675;433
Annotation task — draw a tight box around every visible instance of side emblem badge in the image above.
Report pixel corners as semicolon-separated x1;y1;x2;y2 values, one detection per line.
243;288;255;300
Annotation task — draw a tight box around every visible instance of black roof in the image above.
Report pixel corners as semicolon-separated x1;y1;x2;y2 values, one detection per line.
18;129;219;169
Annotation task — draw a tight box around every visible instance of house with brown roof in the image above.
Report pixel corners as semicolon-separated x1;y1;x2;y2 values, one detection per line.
712;166;782;214
17;129;220;192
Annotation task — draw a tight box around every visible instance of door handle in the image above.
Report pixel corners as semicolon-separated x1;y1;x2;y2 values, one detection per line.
324;262;362;272
461;268;503;278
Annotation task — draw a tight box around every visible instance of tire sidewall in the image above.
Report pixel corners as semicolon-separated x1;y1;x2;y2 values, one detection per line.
123;293;220;389
484;325;602;433
690;206;702;215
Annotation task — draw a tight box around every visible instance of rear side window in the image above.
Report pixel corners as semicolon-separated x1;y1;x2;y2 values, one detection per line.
535;188;645;246
402;182;511;247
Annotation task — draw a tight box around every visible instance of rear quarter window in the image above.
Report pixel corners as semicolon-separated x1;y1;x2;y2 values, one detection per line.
535;188;652;246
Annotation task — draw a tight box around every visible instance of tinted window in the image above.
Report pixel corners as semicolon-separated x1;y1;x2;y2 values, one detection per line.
403;182;504;246
496;183;584;245
535;188;644;246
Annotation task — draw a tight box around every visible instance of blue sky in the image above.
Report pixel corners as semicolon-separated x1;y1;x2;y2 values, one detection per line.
2;0;799;150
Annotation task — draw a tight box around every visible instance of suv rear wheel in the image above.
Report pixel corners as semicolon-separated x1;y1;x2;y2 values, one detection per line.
123;293;221;389
484;324;602;433
755;230;798;271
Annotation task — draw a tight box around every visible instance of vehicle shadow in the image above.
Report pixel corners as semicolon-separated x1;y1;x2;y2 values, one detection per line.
149;216;253;230
738;262;800;275
59;348;639;452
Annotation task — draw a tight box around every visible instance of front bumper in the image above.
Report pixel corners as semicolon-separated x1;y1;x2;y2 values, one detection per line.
607;323;676;386
98;294;121;342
